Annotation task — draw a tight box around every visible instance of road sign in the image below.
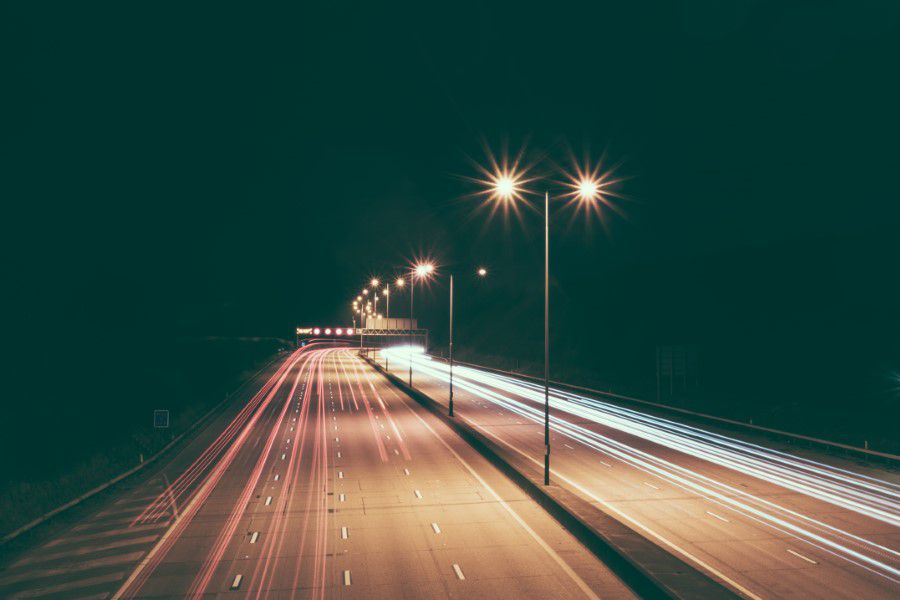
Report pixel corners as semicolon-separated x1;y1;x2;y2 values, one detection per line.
153;409;170;428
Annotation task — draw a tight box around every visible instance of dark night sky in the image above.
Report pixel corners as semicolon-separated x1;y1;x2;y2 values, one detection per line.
6;2;900;477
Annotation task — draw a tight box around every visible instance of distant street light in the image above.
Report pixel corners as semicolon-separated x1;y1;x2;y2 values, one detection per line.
408;262;435;386
447;265;489;418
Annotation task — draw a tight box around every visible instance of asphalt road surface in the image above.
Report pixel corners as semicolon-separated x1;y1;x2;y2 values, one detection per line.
377;347;900;600
0;345;633;599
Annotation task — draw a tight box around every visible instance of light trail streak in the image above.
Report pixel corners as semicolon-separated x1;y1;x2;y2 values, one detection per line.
248;353;319;597
187;351;318;598
132;351;301;526
383;348;900;584
114;348;318;599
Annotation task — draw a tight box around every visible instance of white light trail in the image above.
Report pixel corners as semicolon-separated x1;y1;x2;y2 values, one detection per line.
383;348;900;583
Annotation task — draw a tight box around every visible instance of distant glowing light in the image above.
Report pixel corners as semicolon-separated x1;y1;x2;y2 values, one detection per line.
396;278;405;287
346;328;354;335
560;154;627;225
577;178;600;202
325;328;332;335
362;289;368;295
371;278;380;287
336;328;343;335
495;176;516;199
356;295;362;301
313;328;321;335
477;267;487;277
414;262;435;279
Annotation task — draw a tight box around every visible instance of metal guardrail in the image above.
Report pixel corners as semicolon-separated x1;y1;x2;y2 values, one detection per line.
431;355;900;464
1;352;288;545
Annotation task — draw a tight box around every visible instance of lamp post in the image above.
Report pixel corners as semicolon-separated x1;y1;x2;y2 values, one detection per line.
543;190;550;485
408;262;434;386
393;277;406;375
369;279;382;357
359;290;368;353
449;274;453;415
448;266;487;418
480;163;607;486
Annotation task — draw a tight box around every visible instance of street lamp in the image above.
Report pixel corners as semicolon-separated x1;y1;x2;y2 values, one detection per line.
480;159;609;486
369;277;382;316
408;261;435;386
447;266;488;418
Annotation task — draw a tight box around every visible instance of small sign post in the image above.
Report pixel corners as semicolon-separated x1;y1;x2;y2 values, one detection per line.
153;409;170;428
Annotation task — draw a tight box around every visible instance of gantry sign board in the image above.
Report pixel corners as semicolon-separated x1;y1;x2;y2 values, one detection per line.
363;317;417;330
296;320;427;340
296;326;357;337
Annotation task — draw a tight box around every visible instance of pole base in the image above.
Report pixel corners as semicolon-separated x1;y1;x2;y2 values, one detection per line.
544;452;550;485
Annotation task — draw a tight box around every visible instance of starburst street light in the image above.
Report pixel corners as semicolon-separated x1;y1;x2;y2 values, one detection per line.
395;277;405;287
369;277;381;311
404;260;436;386
470;146;626;486
578;178;599;201
477;267;487;277
414;262;435;279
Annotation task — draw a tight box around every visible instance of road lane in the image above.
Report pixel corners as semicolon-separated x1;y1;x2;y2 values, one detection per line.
128;347;632;598
379;347;900;599
0;348;305;600
3;345;633;598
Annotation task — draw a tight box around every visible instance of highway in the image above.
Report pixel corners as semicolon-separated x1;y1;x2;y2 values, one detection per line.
0;346;632;599
378;347;900;599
